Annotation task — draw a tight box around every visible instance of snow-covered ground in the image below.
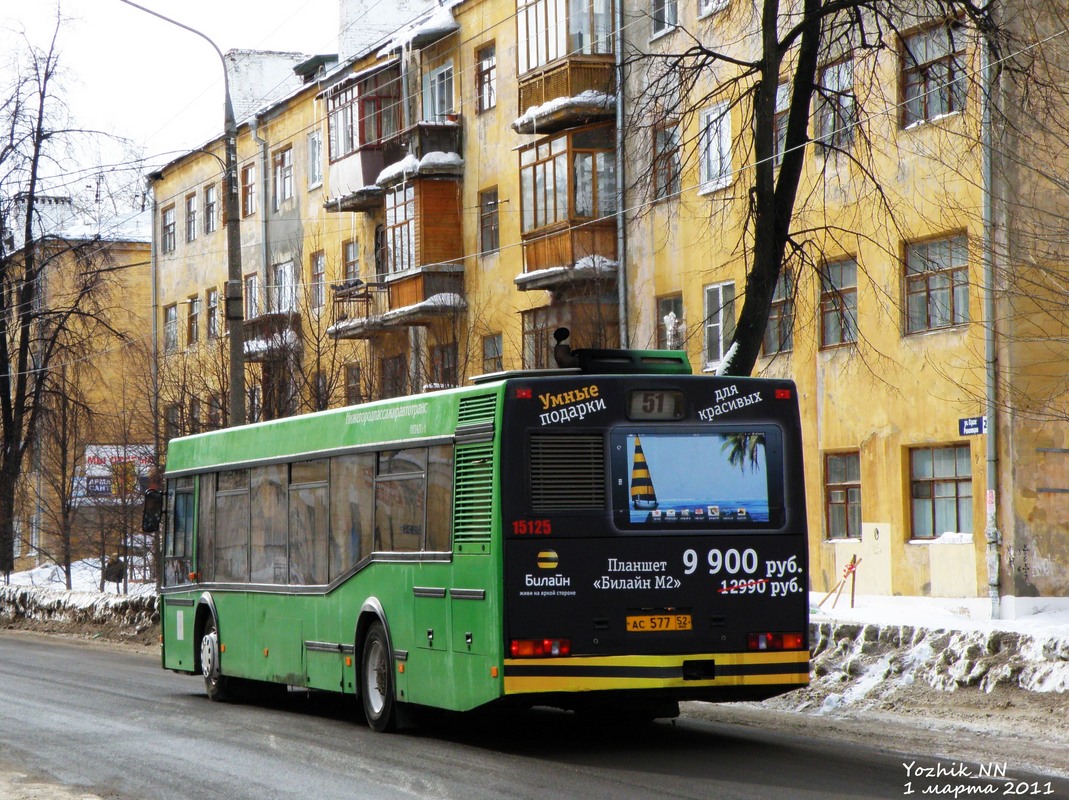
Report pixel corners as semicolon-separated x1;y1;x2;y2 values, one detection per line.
4;558;155;597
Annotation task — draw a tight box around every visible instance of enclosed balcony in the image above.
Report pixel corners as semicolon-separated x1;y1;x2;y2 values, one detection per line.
514;57;616;135
244;311;301;362
516;123;618;291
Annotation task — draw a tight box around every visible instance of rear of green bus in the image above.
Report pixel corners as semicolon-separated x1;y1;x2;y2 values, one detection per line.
498;366;809;717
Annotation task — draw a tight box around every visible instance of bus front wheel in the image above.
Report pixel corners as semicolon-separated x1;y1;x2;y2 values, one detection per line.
360;622;396;732
200;617;233;702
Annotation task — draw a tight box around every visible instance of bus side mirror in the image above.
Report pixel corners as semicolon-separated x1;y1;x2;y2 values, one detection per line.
142;489;164;533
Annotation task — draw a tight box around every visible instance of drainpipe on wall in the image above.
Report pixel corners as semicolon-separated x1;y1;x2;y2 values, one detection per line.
614;0;628;347
981;33;1001;619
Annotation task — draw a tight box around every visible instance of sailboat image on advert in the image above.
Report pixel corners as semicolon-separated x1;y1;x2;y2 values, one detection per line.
630;435;659;510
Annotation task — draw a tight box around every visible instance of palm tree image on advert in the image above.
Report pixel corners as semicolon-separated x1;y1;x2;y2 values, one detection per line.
627;433;769;525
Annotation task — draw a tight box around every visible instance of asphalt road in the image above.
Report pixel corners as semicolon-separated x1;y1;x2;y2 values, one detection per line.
1;630;1066;800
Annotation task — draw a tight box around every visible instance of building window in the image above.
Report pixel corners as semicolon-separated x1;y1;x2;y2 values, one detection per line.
821;258;858;347
703;282;736;369
358;70;400;147
653;123;681;201
816;58;856;153
652;0;677;34
517;0;613;75
825;452;861;540
522;306;562;370
381;355;408;399
312;371;330;411
164;304;178;353
519;124;616;234
764;271;794;354
479;188;499;253
164;404;180;441
161;206;176;253
185;194;198;242
385;185;415;273
902;23;966;127
244;273;260;320
207;288;219;339
270;261;296;313
273;146;294;209
698;0;729;16
310;251;325;309
482;333;503;373
343;239;360;281
248;386;262;423
204;184;217;234
698;102;732;192
905;234;969;333
476;43;497;113
656;295;683;350
189;397;201;434
345;363;363;406
430;343;458;388
328;84;357;160
424;62;454;121
241;163;257;217
773;82;790;167
187;295;200;346
207;395;222;429
910;444;972;539
307;130;323;188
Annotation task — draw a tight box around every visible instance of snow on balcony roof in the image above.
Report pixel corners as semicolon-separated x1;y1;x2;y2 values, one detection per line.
376;151;464;186
512;90;616;133
377;0;463;56
382;292;466;321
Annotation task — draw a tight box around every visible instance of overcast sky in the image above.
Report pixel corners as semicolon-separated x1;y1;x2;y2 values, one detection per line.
1;0;340;197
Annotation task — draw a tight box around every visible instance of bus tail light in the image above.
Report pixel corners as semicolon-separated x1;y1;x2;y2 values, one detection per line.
510;638;571;657
747;632;805;651
774;388;793;400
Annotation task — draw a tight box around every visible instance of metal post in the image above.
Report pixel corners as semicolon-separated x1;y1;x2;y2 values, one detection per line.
120;0;245;426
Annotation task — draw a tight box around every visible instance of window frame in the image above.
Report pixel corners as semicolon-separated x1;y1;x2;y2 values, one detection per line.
163;304;178;353
825;452;861;540
652;0;677;35
343;238;360;281
653;122;681;201
901;23;967;127
703;281;736;370
909;444;972;540
904;234;969;334
185;193;198;243
482;333;503;373
479;187;500;253
516;0;614;76
345;363;363;406
310;251;326;310
307;129;323;188
244;273;260;320
241;163;257;217
187;294;200;346
656;294;683;350
273;146;294;210
384;184;415;273
698;102;732;193
816;57;856;154
270;261;297;313
203;184;217;234
763;271;794;354
476;43;497;113
161;205;176;254
820;257;858;348
207;288;220;340
424;61;455;121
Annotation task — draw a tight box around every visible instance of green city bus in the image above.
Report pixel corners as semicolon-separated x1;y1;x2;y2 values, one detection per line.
151;346;809;731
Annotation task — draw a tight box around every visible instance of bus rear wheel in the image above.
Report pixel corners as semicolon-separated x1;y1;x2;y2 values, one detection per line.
360;622;396;732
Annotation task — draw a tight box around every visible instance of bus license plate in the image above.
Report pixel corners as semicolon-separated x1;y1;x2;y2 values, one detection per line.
625;614;692;632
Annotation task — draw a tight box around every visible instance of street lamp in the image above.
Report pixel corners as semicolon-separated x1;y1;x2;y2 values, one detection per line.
120;0;246;426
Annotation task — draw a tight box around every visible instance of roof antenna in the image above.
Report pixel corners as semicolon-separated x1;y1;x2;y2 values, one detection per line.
553;327;577;368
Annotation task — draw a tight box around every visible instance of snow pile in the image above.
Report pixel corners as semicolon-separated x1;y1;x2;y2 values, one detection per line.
0;583;158;632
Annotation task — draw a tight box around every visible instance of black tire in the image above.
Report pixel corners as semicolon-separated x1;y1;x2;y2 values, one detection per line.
200;615;234;702
360;622;396;732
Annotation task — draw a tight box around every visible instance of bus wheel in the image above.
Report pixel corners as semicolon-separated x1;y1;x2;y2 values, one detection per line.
200;616;232;703
360;622;395;732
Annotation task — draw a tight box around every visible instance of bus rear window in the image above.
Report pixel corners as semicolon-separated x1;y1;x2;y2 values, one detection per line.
611;427;784;530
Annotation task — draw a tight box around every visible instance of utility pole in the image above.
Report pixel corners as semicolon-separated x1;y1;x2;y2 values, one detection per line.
119;0;246;426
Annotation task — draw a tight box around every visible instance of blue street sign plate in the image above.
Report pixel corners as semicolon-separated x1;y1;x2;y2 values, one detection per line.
959;416;987;436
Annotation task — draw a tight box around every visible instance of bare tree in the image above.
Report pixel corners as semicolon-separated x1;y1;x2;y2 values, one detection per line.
624;0;1000;376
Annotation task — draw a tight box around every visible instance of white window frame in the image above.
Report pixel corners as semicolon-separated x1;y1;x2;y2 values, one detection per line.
703;281;736;370
698;0;729;18
307;130;323;188
273;146;294;210
423;62;454;121
245;274;260;320
271;261;297;313
203;184;217;234
652;0;677;35
698;102;732;193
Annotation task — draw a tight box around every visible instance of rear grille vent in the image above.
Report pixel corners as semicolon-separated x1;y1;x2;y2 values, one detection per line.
457;393;498;427
453;441;495;548
530;434;606;512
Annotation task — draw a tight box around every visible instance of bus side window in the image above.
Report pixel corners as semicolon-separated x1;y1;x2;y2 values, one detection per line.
329;454;374;580
426;445;454;552
164;478;194;587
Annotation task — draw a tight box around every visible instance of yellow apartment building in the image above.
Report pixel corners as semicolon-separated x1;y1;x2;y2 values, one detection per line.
12;202;154;579
149;0;1068;615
